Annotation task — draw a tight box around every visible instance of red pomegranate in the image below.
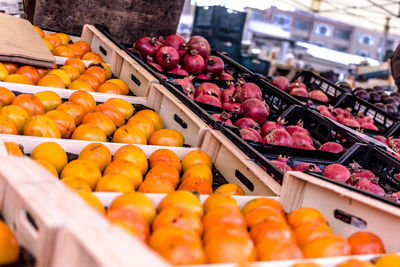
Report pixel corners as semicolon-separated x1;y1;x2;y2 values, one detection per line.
263;128;294;147
240;129;260;142
321;110;337;121
221;87;236;103
290;88;309;98
182;50;205;75
205;56;224;77
175;78;195;100
196;82;221;99
148;61;164;72
211;112;232;125
319;142;344;153
222;102;241;112
234;118;259;130
188;36;210;59
374;136;387;144
296;143;316;150
218;72;234;81
271;156;292;173
246;127;262;142
168;66;189;76
292;132;313;147
355;178;385;197
272;76;290;91
196;73;211;80
239;99;270;124
361;123;378;131
309;90;329;103
354;169;375;179
133;37;162;59
290;81;307;91
155;46;180;70
286;121;310;136
293;163;321;172
163;34;188;57
261;120;284;137
235;81;262;102
323;164;351;182
195;94;222;108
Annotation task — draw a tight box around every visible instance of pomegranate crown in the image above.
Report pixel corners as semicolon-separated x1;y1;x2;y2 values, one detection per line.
189;49;198;56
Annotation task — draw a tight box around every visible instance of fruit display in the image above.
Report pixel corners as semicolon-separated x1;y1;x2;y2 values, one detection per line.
354;86;400;117
84;192;387;264
0;219;20;265
4;140;245;195
33;25;104;62
131;34;254;82
0;58;132;95
0;87;186;146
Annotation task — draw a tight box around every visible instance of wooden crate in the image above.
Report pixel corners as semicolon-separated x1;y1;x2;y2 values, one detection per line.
200;130;281;196
280;171;400;253
0;134;279;195
94;192;386;267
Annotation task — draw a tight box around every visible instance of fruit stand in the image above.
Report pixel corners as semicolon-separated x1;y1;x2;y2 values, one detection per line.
0;10;400;267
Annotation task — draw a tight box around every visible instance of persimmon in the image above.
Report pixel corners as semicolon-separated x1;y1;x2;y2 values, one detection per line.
85;66;107;84
78;143;112;172
95;174;135;193
134;110;163;131
82;112;116;136
154;237;206;265
42;38;54;52
76;190;105;215
96;82;123;95
148;148;181;173
302;234;351;258
16;66;40;85
23;115;61;138
4;142;23;156
0;105;29;134
2;62;18;75
0;115;17;134
112;125;147;145
107;207;149;241
74;41;91;53
45;110;76;139
203;193;239;213
61;159;101;189
69;90;96;113
36;67;49;78
34;91;62;112
34;159;58;177
30;142;68;173
95;103;125;127
158;190;203;217
105;98;134;120
71;124;107;142
44;34;62;48
67;43;85;58
82;51;103;62
138;177;174;194
113;145;148;175
107;78;129;95
153;207;203;236
244;206;287;228
64;58;86;74
127;115;155;139
109;192;156;223
55;33;70;46
12;94;44;116
61;176;92;192
68;79;94;92
60;65;80;82
56;102;85;125
214;183;245;196
250;220;296;245
78;74;100;90
104;159;143;189
178;177;212;194
88;61;112;79
256;239;303;261
203;223;249;245
145;163;179;188
48;69;71;87
4;74;34;85
33;25;44;38
0;87;15;106
295;221;333;248
182;150;212;173
149;129;184;147
203;207;246;232
348;231;385;255
242;197;285;215
37;74;65;88
182;164;213;184
0;63;8;81
0;220;20;265
375;254;400;267
52;46;75;58
288;207;326;229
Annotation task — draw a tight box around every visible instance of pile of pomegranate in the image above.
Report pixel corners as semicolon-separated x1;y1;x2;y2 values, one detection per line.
316;106;379;131
272;76;330;103
133;34;234;80
354;86;400;117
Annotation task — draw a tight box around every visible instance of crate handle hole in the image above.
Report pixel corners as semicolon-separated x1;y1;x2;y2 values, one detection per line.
99;45;107;56
131;74;141;86
174;114;188;129
334;209;367;229
235;170;254;191
17;210;39;241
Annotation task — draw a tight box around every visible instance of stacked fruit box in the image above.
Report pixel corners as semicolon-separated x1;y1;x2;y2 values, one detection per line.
0;19;400;267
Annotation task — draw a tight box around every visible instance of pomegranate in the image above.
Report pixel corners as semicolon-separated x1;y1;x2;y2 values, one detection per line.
221;86;236;103
261;120;284;137
168;66;189;76
374;135;387;144
264;128;294;147
321;110;337;121
290;81;307;91
296;143;316;150
163;34;188;57
155;46;180;70
211;112;232;125
334;108;346;115
355;178;385;197
319;142;344;153
222;102;241;112
196;73;211;80
148;61;164;72
271;156;292;172
205;56;224;77
388;137;400;150
235;81;262;102
361;123;378;131
323;164;351;182
174;78;195;100
341;118;361;128
293;163;321;172
218;72;234;81
195;94;222;108
356;115;373;125
292;132;313;147
246;128;262;142
182;50;205;75
290;88;309;98
286;121;310;136
234;118;259;130
353;170;375;179
133;37;162;59
239;99;270;124
272;76;290;91
240;129;260;142
188;36;210;59
309;90;329;103
317;105;329;112
196;82;221;99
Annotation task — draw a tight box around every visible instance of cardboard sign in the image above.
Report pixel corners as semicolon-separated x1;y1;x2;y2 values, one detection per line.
0;13;55;68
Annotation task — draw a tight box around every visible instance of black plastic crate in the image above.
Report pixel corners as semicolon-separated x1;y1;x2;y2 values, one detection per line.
304;143;400;206
292;70;349;106
240;56;270;75
334;94;399;135
209;38;241;62
221;105;366;163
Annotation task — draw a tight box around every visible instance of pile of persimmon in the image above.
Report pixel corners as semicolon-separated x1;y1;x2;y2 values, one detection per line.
0;219;19;265
33;25;102;62
0;88;184;145
0;58;130;95
5;141;243;195
290;254;400;267
74;191;386;264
